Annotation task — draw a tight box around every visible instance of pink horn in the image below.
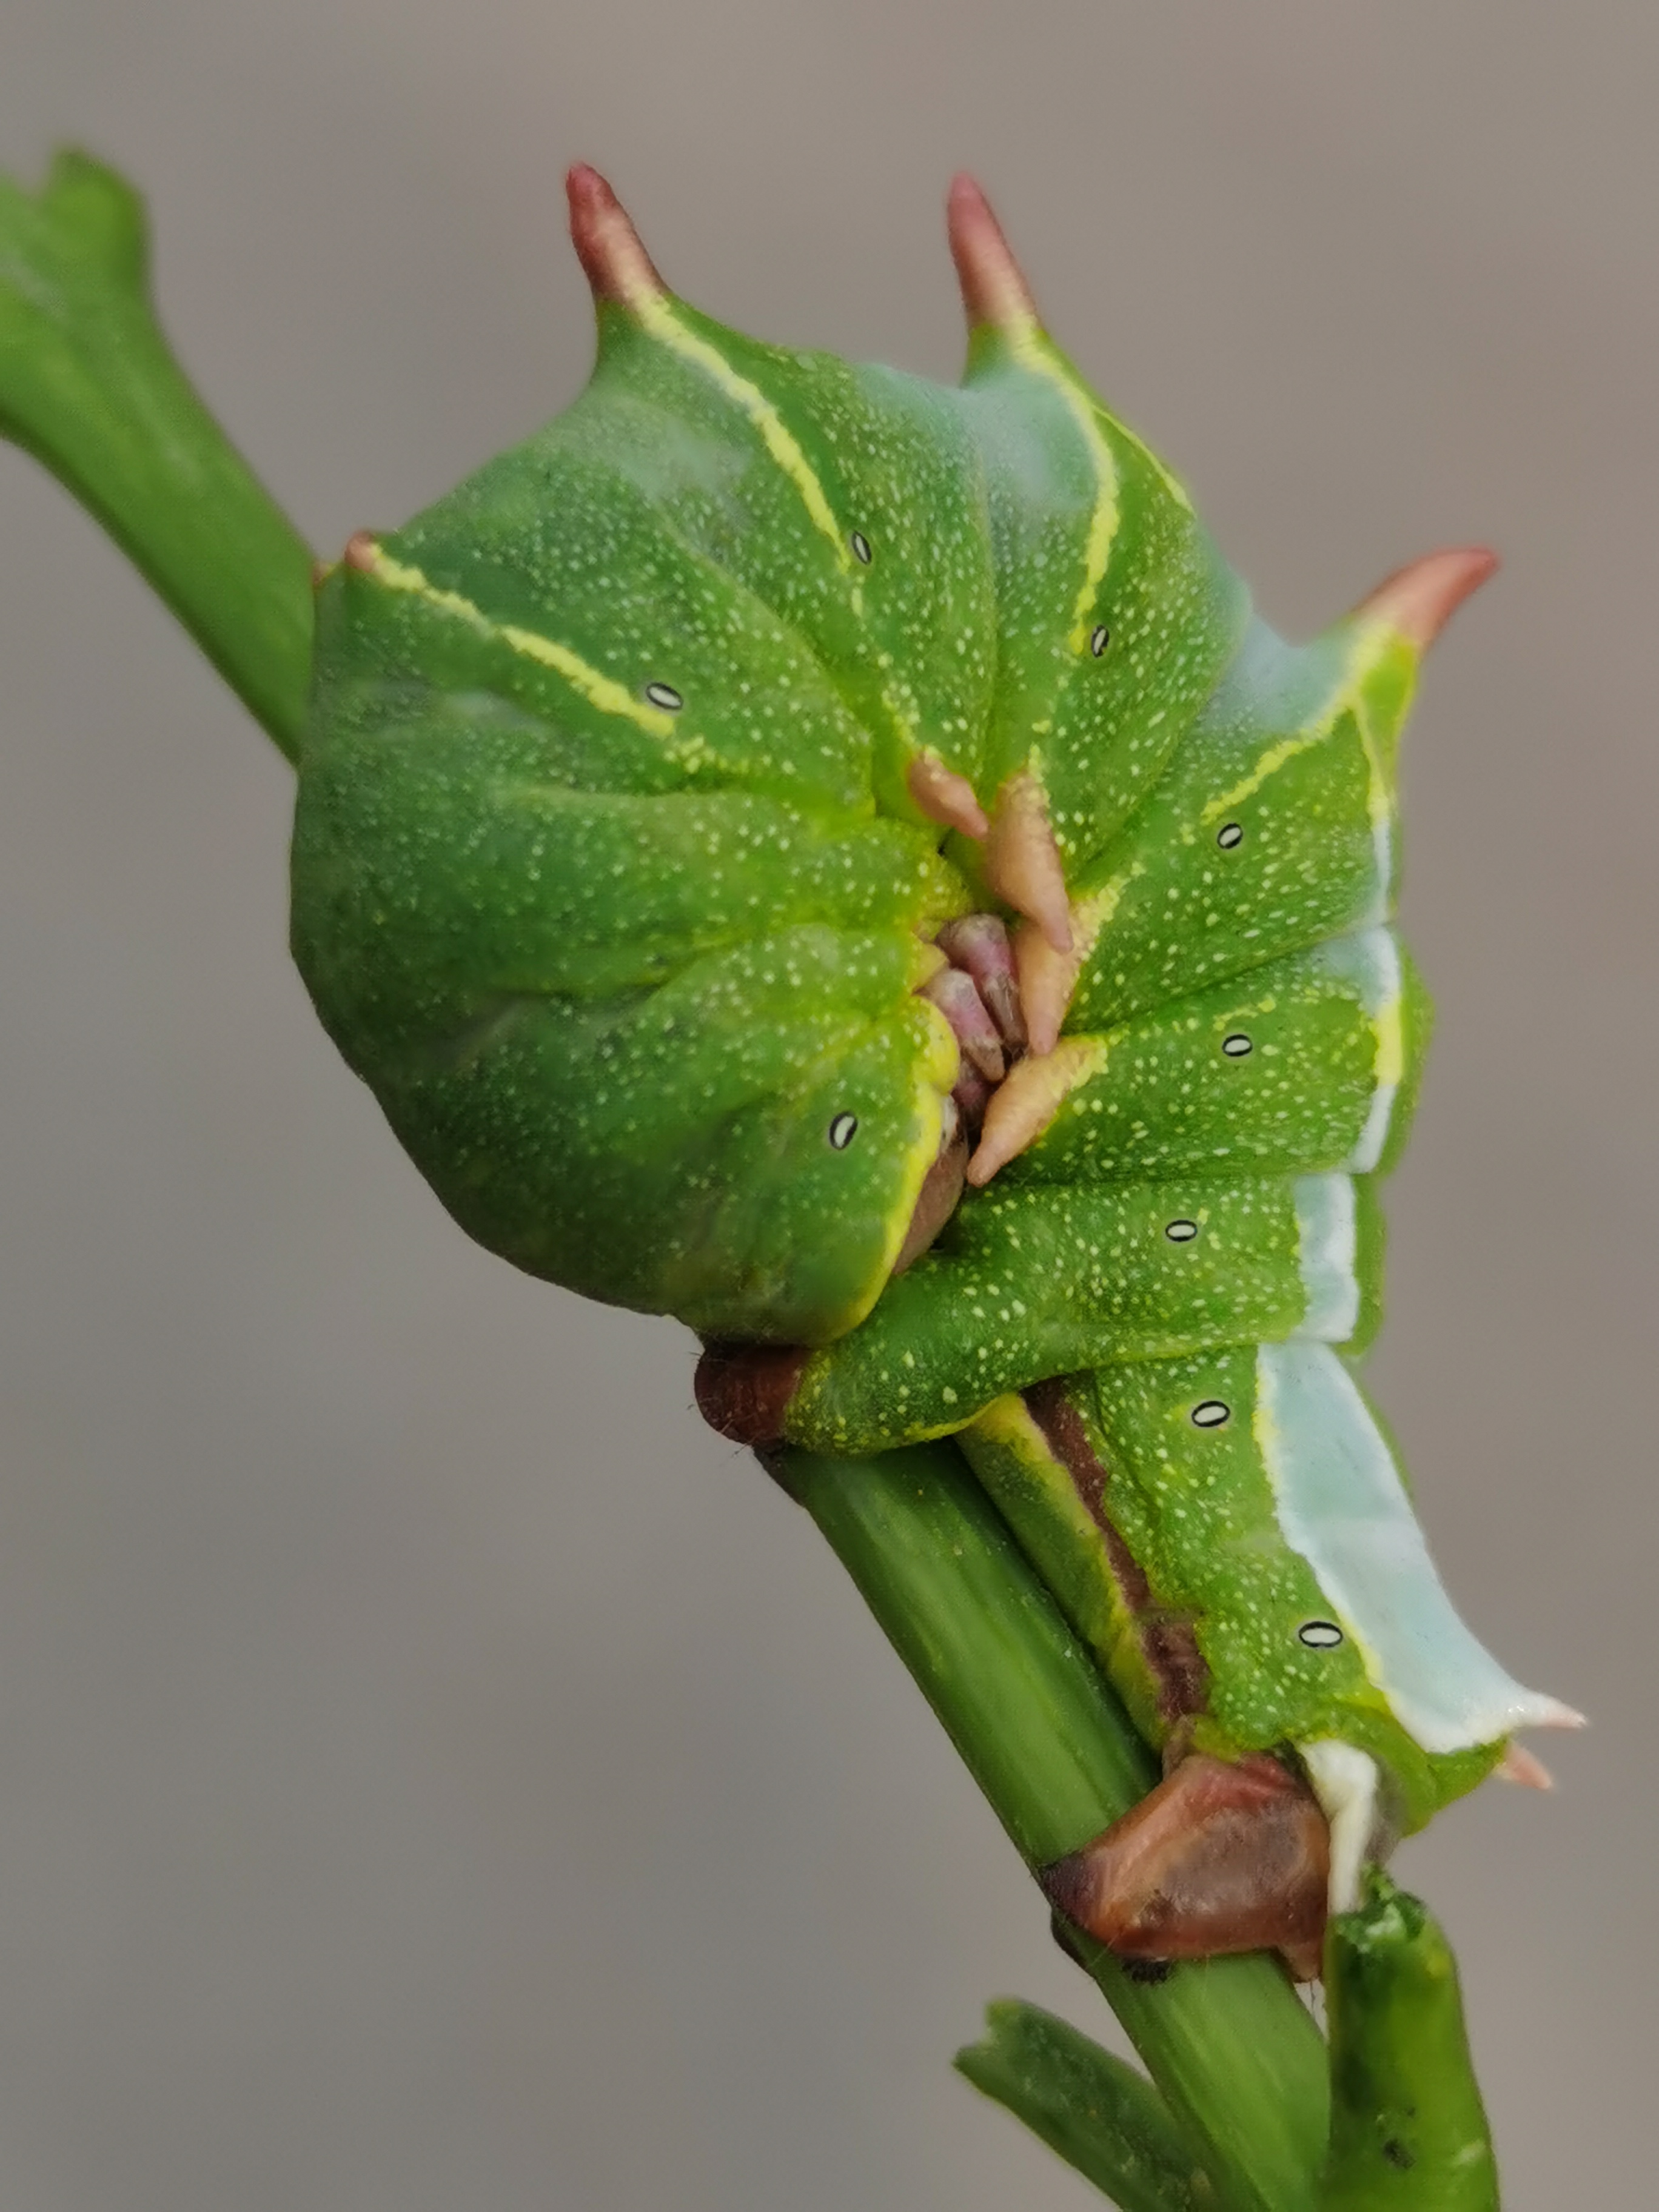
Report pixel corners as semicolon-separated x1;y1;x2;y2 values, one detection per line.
1354;545;1500;652
947;173;1039;335
566;163;667;311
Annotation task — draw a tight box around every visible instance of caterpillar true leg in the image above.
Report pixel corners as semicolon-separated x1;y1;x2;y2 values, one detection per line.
921;913;1033;1134
920;966;1006;1085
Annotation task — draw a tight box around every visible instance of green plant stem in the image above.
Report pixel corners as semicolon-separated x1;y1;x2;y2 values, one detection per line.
0;151;313;758
1320;1873;1497;2210
779;1441;1329;2212
957;1999;1216;2212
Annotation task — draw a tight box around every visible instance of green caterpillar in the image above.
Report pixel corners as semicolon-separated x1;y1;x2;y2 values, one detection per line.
290;169;1576;1970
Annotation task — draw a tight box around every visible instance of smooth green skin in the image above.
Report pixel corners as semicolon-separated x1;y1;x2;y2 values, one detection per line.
294;558;965;1340
1067;622;1417;1036
291;281;1243;1344
957;1999;1216;2212
782;1439;1327;2212
1320;1874;1498;2210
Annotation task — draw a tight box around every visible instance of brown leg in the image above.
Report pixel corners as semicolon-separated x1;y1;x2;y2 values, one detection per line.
694;1341;810;1447
1041;1752;1331;1982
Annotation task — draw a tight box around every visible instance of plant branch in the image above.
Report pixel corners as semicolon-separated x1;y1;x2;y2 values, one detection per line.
1320;1872;1497;2209
778;1441;1329;2212
957;1999;1215;2212
0;150;314;758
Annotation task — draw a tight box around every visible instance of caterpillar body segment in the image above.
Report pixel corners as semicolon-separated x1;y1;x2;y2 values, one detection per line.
779;1168;1387;1455
959;1348;1574;1970
997;930;1431;1190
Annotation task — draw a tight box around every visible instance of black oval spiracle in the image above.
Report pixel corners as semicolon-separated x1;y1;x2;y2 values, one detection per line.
827;1112;859;1150
644;680;684;711
1164;1218;1199;1244
850;530;873;565
1221;1033;1253;1059
1298;1619;1344;1650
1089;624;1110;657
1216;820;1244;850
1190;1399;1231;1429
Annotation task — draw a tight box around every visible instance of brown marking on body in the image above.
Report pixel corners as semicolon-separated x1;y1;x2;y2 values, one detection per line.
693;1096;965;1447
694;1341;809;1447
566;163;668;310
1024;1379;1210;1731
342;531;379;574
945;173;1039;335
907;752;990;840
1354;545;1498;651
893;1110;969;1273
1041;1751;1330;1982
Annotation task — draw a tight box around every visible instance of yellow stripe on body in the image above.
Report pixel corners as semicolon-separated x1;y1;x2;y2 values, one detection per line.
1372;979;1404;1091
1198;626;1404;886
1135;439;1194;515
1352;654;1398;914
633;300;937;770
363;549;714;762
1199;730;1328;825
637;298;854;575
1008;329;1122;654
1343;618;1409;916
1073;860;1139;957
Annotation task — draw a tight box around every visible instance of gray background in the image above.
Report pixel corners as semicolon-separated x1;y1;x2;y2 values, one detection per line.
0;4;1646;2205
